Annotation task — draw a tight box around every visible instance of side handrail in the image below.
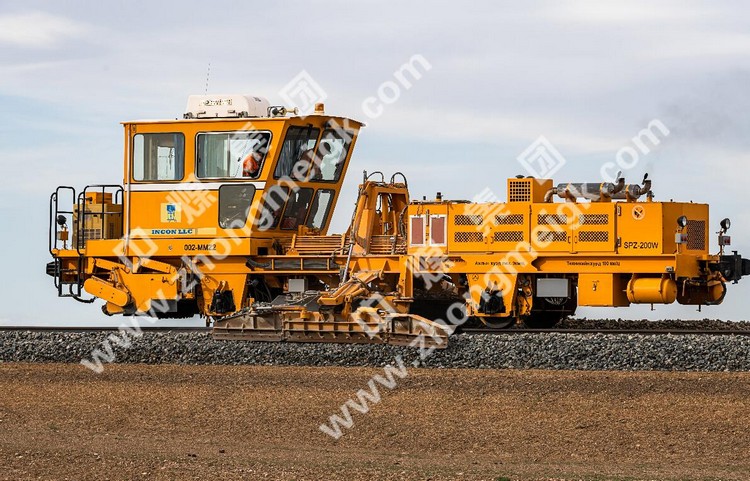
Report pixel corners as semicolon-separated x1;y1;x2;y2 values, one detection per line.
49;186;76;255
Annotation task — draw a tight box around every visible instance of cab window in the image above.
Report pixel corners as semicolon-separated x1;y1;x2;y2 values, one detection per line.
306;189;335;230
274;126;320;179
133;133;184;181
306;189;334;229
280;188;314;230
257;185;290;231
309;130;352;182
197;131;271;179
218;184;256;229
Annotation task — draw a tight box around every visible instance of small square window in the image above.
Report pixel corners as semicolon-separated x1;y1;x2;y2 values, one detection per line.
218;184;256;229
133;133;184;181
410;216;425;246
430;215;446;245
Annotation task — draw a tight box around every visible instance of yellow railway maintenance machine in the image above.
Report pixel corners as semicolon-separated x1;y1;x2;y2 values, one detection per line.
48;94;750;348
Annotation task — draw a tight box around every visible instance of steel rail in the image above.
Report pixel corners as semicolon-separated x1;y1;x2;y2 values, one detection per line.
0;326;212;333
2;326;749;336
459;328;750;336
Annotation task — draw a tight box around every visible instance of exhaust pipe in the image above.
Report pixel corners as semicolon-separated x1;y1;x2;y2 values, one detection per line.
545;174;651;202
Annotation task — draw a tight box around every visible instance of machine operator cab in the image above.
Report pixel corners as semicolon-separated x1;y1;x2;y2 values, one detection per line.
123;94;363;257
47;94;363;311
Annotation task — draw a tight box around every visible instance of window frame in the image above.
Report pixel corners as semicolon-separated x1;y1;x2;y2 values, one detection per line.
409;215;426;246
131;132;186;182
218;183;257;230
194;130;273;180
279;187;315;231
308;129;354;184
429;215;447;246
256;185;290;231
305;189;336;230
273;125;322;180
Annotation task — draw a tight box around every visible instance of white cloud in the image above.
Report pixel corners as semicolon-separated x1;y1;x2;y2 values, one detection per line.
545;1;717;24
0;12;87;48
366;106;626;153
644;32;750;59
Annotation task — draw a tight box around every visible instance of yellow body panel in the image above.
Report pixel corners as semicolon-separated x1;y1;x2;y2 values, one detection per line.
577;274;629;307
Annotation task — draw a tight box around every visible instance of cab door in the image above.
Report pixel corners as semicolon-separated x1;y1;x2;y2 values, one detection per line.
571;204;616;253
531;205;572;253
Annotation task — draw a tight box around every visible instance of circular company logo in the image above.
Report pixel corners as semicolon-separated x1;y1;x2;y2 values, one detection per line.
632;205;645;220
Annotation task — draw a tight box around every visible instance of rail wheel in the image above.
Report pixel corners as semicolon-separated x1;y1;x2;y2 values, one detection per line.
522;312;564;329
525;285;577;328
479;317;515;329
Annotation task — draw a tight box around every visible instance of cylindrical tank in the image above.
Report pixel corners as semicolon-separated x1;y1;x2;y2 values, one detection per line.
626;277;677;304
555;182;616;201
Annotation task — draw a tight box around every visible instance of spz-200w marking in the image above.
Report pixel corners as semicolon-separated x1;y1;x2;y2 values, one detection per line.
623;241;659;249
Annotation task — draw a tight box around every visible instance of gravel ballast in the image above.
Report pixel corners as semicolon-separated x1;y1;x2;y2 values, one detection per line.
2;329;750;371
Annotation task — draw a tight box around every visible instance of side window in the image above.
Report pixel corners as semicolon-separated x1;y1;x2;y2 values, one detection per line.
218;184;256;229
197;132;271;179
306;189;335;230
274;126;320;179
410;216;425;246
133;133;184;181
430;215;447;245
310;130;352;182
257;185;290;231
280;188;314;230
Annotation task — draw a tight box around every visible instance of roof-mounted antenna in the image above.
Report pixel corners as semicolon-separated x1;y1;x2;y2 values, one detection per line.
204;62;211;94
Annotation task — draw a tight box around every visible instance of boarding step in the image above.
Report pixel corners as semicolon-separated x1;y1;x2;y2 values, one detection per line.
288;234;347;255
369;235;406;255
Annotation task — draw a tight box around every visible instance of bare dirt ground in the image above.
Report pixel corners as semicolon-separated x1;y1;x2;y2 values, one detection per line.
0;363;749;480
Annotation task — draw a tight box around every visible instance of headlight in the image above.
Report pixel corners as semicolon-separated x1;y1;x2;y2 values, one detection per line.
721;218;731;231
677;215;688;228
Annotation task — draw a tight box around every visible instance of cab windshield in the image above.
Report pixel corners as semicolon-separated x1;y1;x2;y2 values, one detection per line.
309;130;351;182
274;126;320;179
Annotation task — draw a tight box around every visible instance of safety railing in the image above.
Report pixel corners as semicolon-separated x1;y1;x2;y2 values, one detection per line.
75;185;124;255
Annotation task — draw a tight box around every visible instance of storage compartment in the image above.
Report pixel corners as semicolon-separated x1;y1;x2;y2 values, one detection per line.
73;192;123;247
577;273;629;307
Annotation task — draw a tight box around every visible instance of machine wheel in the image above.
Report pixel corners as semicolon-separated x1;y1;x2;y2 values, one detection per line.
525;283;577;328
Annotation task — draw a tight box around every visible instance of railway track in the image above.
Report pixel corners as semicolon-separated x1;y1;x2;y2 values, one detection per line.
0;326;212;333
2;323;749;371
460;327;750;336
1;326;750;336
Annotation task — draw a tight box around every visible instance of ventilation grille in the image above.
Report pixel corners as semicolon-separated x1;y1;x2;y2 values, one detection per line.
82;229;103;240
538;214;568;225
454;231;483;243
508;180;531;202
537;231;567;242
578;231;609;242
686;220;706;250
78;228;103;248
494;214;524;225
494;231;524;242
454;214;483;226
579;214;609;225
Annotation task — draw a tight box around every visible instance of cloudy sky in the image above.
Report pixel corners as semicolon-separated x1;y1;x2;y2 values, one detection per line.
1;0;749;325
